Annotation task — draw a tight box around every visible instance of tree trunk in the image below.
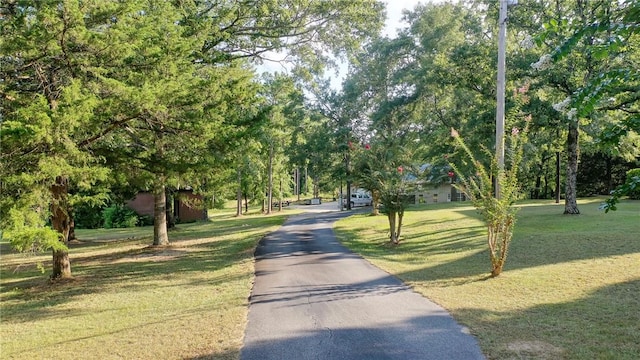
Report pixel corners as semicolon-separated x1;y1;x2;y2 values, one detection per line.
305;166;309;194
555;151;561;203
388;211;397;244
535;157;548;199
543;167;550;199
491;263;503;278
313;176;319;198
371;190;380;216
166;188;176;229
68;210;77;241
346;149;352;210
50;176;72;279
397;210;404;238
153;180;169;246
236;167;243;217
267;143;273;214
278;178;283;211
346;183;352;210
564;121;580;214
52;248;72;279
295;167;300;201
605;155;613;194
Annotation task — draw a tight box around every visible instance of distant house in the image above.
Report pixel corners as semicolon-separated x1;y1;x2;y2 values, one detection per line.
127;189;207;223
406;164;468;205
410;182;467;204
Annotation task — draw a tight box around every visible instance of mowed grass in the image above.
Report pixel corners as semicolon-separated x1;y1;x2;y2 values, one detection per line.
334;198;640;360
0;208;295;360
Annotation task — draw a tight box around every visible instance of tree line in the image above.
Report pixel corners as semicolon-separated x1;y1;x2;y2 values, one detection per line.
0;0;384;278
329;0;637;210
2;0;638;279
312;0;639;275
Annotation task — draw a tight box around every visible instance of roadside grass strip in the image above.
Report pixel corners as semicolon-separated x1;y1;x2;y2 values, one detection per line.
1;211;288;360
334;198;640;360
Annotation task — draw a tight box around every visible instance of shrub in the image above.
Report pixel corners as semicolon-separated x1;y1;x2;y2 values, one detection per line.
449;119;530;277
103;205;139;228
137;214;154;227
73;203;105;229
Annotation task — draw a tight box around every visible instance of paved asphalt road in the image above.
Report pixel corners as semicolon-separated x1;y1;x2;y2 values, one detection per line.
241;204;485;360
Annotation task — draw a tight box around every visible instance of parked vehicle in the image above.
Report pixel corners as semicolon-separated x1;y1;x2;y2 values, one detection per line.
342;191;372;208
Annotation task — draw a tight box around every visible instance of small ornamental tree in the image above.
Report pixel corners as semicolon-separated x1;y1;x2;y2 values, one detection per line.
382;166;411;245
374;166;413;245
354;142;383;215
353;141;414;242
449;119;530;277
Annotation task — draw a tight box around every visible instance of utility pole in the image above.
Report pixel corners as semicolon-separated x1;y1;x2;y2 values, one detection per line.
496;0;516;198
346;151;352;210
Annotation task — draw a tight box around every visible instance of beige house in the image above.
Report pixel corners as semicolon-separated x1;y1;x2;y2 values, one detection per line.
410;182;467;205
405;164;468;205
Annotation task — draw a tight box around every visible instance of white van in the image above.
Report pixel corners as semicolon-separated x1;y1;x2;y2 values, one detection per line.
342;191;372;208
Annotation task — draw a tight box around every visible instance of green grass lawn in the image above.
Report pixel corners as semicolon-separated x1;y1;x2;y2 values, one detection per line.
0;209;294;359
2;199;638;359
334;197;640;359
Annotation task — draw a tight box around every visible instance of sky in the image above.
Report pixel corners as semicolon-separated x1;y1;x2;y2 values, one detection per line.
258;0;447;83
332;0;447;85
383;0;432;37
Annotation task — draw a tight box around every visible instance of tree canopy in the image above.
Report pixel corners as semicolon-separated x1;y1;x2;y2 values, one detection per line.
1;0;637;280
0;0;385;278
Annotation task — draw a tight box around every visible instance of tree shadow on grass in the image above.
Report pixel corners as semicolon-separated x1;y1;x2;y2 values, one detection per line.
452;201;640;272
369;200;640;284
0;214;285;324
336;220;486;263
393;252;491;287
452;279;640;359
0;238;252;324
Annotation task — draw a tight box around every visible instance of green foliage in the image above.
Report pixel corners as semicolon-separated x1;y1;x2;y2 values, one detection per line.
602;168;640;212
533;0;640;137
137;214;155;227
544;1;640;64
73;201;107;229
198;0;385;70
449;118;529;277
102;205;139;229
524;1;640;213
73;207;104;229
0;0;387;277
534;1;640;210
3;207;66;256
575;152;638;197
627;168;640;199
356;147;415;243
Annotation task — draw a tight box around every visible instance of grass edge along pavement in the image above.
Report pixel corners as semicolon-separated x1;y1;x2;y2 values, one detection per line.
0;209;292;360
334;198;640;360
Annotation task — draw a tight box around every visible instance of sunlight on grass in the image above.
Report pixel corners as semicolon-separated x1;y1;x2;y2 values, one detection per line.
0;210;288;360
335;198;640;359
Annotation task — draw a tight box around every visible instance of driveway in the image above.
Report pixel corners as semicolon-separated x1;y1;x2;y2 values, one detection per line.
240;207;485;360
